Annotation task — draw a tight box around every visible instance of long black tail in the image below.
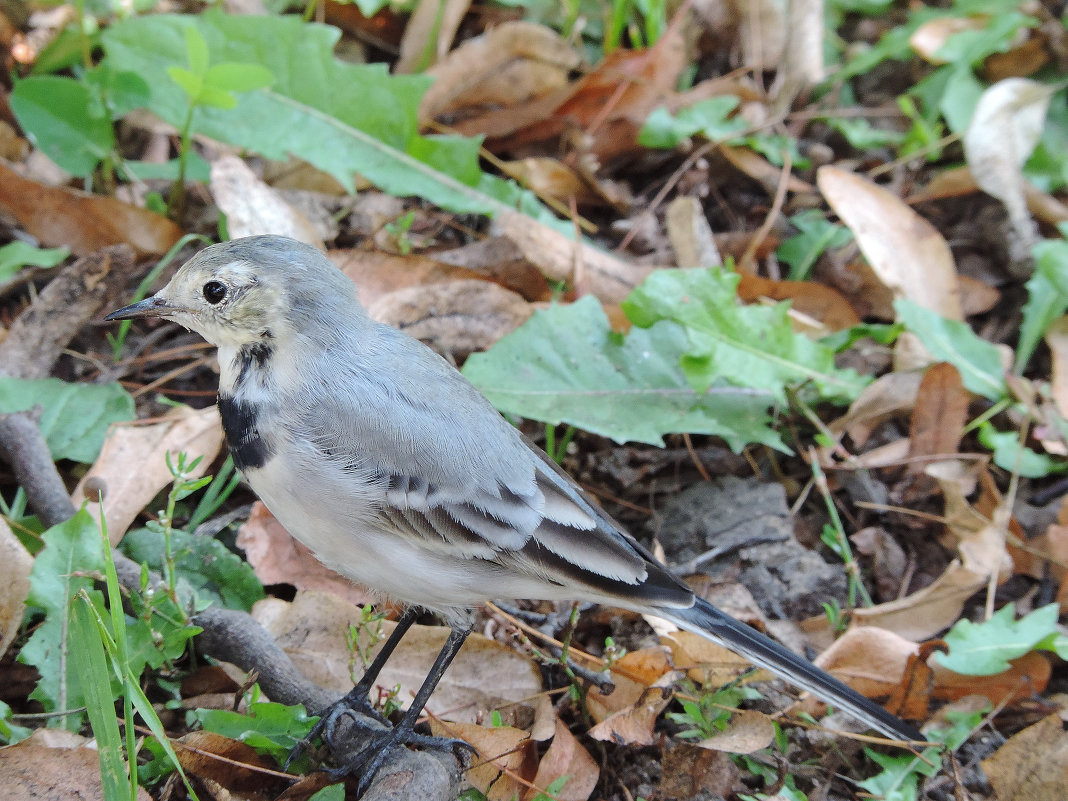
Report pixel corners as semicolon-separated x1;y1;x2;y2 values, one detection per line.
660;597;924;742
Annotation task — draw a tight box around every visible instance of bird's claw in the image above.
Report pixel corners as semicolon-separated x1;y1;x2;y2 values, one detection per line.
318;722;474;796
285;690;387;772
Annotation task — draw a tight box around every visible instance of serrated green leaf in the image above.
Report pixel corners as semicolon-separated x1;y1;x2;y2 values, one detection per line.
121;527;265;611
623;268;869;403
462;297;784;450
9;76;115;177
0;242;69;283
0;378;134;463
101;11;556;219
935;603;1060;675
894;299;1008;400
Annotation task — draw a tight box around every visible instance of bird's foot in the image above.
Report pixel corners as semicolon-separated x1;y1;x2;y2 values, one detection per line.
325;717;476;796
286;688;388;771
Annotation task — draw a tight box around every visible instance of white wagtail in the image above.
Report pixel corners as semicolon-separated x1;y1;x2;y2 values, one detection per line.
107;235;923;784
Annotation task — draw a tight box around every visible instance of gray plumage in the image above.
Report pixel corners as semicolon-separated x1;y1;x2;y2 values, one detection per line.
107;235;922;745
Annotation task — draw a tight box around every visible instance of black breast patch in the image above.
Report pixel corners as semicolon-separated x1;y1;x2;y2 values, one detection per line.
219;394;272;470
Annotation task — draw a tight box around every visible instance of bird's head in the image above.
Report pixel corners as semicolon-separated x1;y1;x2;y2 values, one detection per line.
106;235;361;348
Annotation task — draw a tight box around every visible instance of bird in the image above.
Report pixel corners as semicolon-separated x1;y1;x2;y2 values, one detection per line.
106;235;923;787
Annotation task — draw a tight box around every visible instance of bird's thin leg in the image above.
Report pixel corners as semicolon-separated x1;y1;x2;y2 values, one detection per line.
343;607;420;711
351;622;475;794
288;608;420;769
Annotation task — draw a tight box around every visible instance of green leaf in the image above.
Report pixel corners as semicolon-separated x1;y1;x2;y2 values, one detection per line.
309;785;347;801
1016;237;1068;372
462;297;784;450
894;299;1008;400
183;24;210;77
776;209;853;281
638;96;744;149
101;11;555;219
623;268;869;404
204;62;274;93
977;424;1067;478
935;603;1060;675
9;76;115;177
124;152;212;182
0;700;32;744
166;66;202;100
820;322;902;354
18;510;105;717
121;527;265;611
0;242;69;283
196;701;317;764
70;598;128;801
0;378;134;463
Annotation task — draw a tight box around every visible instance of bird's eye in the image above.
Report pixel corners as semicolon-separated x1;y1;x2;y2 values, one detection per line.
203;281;227;304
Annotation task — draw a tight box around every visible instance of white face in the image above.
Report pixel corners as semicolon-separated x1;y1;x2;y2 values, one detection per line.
130;258;284;349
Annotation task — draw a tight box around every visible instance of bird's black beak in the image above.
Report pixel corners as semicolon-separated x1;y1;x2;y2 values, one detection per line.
104;296;174;321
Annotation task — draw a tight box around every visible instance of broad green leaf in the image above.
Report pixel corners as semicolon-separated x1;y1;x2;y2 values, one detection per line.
935;603;1060;675
0;242;69;283
18;510;104;718
623;268;869;404
894;299;1008;400
101;11;554;219
462;297;784;450
9;76;115;177
204;62;275;93
1016;236;1068;372
196;701;316;763
0;378;134;463
977;424;1067;478
121;527;265;611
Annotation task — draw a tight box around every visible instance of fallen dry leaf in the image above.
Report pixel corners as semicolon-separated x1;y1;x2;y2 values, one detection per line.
981;710;1068;801
237;502;378;606
909;16;987;64
429;719;537;801
818;165;962;320
586;646;677;723
419;21;578;122
666;195;722;269
73;405;224;544
588;684;672;746
175;730;284;794
737;273;860;331
1045;316;1068;419
660;743;739;799
366;279;533;357
719;145;815;196
0;161;183;257
931;650;1051;704
210;155;326;248
827;370;923;447
964;78;1053;270
495;208;656;303
908;363;967;468
812;625;916;700
254;591;543;722
527;717;599;801
498;158;604;208
0;517;32;660
0;742;152;801
695;708;776;753
395;0;470;74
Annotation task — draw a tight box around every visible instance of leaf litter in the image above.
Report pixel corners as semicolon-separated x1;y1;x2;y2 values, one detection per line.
0;0;1066;799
